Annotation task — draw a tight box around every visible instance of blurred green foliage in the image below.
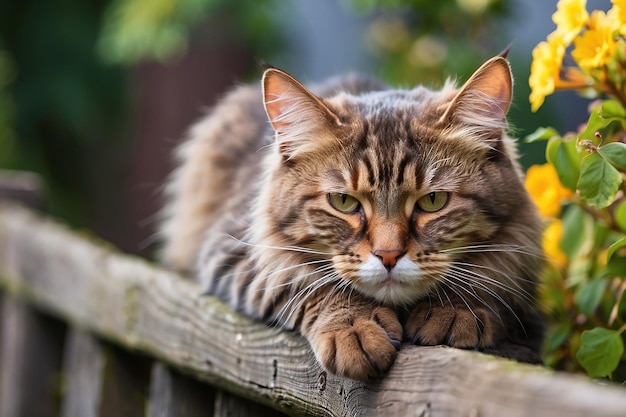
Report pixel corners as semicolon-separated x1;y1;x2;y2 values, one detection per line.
0;0;129;224
0;0;280;226
350;0;508;84
98;0;280;64
347;0;553;167
0;0;551;236
0;45;16;168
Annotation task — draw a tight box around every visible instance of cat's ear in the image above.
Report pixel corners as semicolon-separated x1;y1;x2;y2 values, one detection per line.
263;67;342;159
441;54;512;129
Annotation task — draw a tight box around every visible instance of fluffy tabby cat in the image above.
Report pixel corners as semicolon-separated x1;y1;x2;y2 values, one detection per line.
160;53;545;380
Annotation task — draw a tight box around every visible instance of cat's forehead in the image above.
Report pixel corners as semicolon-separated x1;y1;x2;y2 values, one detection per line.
313;84;497;198
340;86;450;117
326;87;455;142
320;89;488;195
332;89;449;151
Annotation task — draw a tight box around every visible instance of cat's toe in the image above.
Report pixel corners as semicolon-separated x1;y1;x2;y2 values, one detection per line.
314;310;401;380
388;333;402;350
371;306;403;346
405;304;498;349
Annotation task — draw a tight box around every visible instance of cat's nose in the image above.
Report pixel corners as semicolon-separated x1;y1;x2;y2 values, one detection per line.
372;249;406;271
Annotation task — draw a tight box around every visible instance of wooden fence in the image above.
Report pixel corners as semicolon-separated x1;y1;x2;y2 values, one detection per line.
1;196;626;416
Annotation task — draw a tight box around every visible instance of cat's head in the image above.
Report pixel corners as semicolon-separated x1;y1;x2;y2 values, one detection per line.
257;55;542;306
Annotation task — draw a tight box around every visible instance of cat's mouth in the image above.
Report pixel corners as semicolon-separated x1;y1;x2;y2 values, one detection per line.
354;256;433;305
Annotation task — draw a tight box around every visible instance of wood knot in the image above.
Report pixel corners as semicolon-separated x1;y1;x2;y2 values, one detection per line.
317;371;327;392
270;359;278;389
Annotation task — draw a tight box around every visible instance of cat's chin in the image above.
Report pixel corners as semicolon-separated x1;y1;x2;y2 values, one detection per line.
358;282;432;306
354;256;433;305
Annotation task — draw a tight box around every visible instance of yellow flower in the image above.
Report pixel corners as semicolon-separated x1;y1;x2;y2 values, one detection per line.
611;0;626;28
525;163;573;218
572;10;619;70
529;33;566;112
543;219;568;269
552;0;589;44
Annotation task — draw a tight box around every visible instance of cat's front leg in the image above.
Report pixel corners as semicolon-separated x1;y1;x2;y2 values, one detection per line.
404;294;504;349
300;294;402;380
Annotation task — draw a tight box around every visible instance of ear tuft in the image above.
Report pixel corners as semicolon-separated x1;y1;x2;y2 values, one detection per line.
441;55;513;129
262;68;341;159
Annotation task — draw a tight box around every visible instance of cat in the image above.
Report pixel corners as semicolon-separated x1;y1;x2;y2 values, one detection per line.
159;52;545;380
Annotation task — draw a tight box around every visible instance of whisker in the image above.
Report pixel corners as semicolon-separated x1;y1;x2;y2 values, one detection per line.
433;286;445;307
440;279;507;341
443;271;524;332
279;274;342;326
261;264;335;293
439;281;481;323
224;234;333;256
445;269;510;310
441;244;544;259
273;273;340;326
267;259;331;277
448;262;536;302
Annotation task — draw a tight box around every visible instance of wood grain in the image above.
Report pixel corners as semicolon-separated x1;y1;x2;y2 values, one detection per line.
1;201;625;417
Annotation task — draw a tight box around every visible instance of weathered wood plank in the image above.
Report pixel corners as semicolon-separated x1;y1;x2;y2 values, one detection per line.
147;362;215;417
0;296;66;417
0;170;44;209
1;201;626;417
61;329;150;417
98;344;151;417
61;329;106;417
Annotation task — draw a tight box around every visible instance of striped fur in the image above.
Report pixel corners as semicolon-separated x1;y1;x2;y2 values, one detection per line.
159;55;545;380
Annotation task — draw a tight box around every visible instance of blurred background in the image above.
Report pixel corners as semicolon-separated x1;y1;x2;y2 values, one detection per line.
0;0;609;258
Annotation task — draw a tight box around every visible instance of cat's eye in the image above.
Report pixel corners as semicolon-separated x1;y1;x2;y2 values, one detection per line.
328;193;361;214
416;192;449;213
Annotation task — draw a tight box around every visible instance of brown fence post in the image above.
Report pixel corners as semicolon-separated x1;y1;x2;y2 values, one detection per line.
0;297;66;417
147;362;216;417
60;329;106;417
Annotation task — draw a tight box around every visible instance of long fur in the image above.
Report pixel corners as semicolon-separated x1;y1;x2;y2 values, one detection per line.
159;56;545;380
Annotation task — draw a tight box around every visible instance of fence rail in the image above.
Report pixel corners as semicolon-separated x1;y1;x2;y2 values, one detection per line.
0;199;625;417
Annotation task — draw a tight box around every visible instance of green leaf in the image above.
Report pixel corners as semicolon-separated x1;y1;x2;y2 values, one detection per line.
600;100;626;119
606;254;626;277
546;136;581;191
560;206;594;260
615;201;626;231
579;108;609;143
525;126;560;143
577;152;622;208
543;321;571;352
576;327;624;378
606;237;626;277
579;102;625;143
545;136;559;163
597;142;626;171
575;278;606;316
607;237;626;262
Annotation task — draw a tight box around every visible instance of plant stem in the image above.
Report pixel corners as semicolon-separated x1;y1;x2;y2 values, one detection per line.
603;66;626;107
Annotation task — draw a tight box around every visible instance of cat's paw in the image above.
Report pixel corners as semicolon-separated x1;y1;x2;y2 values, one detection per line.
404;303;499;349
313;306;402;380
